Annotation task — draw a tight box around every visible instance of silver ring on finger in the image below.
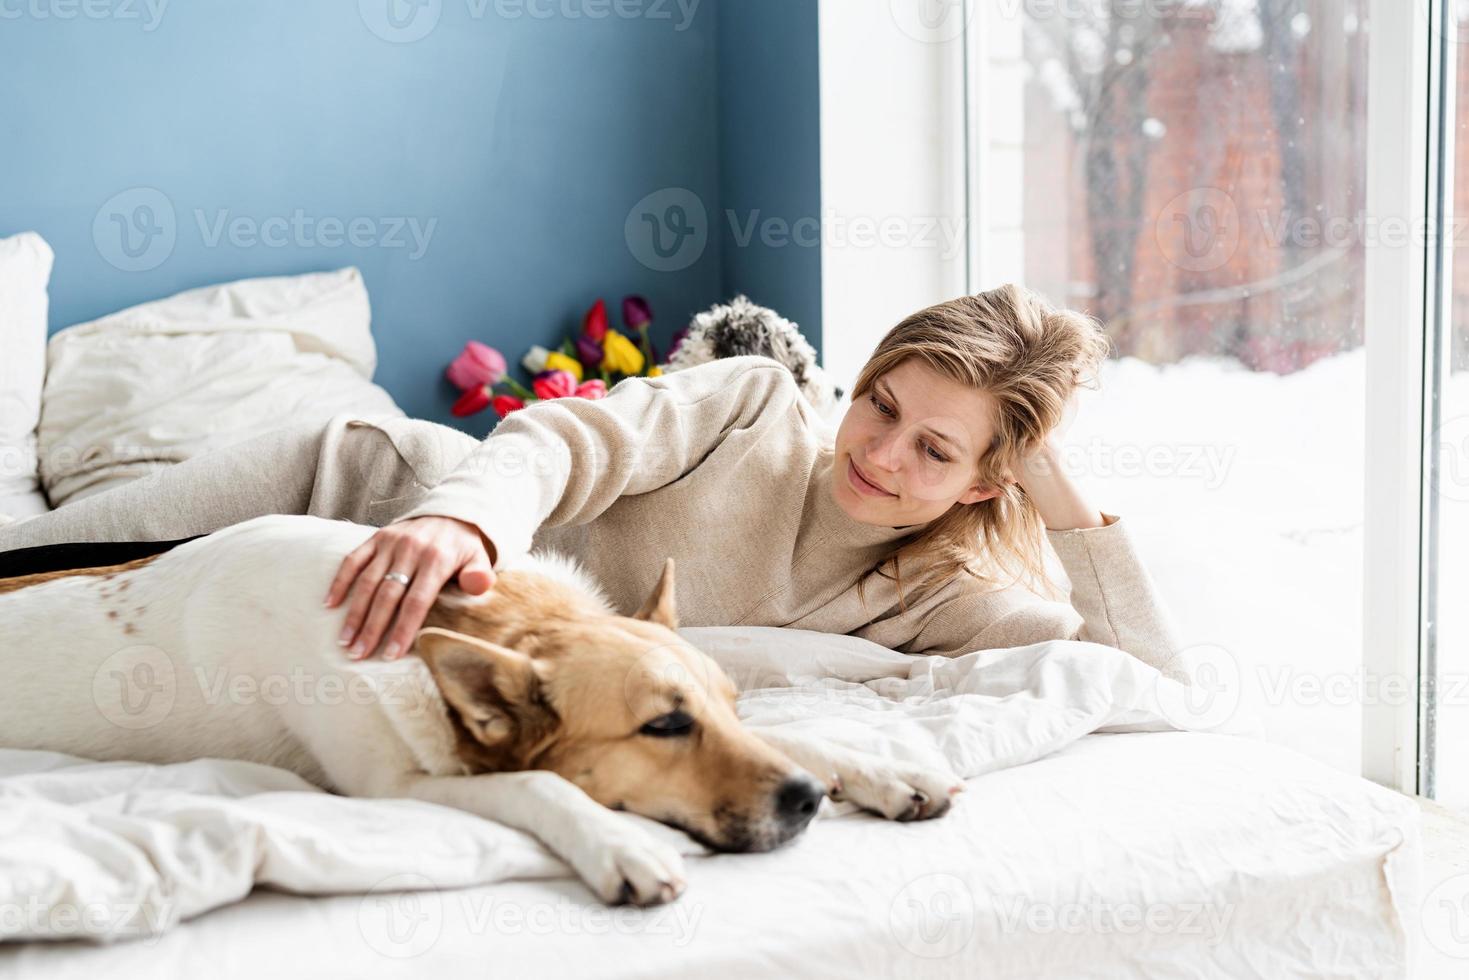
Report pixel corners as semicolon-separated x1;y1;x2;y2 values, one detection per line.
383;571;412;587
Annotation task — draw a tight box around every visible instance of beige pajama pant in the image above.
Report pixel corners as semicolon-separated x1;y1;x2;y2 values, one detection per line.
0;415;483;553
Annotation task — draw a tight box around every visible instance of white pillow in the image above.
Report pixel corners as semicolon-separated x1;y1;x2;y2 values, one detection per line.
0;232;54;521
38;267;404;507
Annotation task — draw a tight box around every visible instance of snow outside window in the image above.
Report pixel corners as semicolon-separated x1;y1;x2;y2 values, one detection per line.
969;0;1373;776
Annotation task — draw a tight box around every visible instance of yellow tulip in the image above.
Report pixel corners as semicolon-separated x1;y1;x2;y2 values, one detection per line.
648;365;663;377
544;351;584;382
600;331;645;375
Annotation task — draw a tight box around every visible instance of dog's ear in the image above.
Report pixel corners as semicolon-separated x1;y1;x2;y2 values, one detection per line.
415;627;550;748
634;558;678;630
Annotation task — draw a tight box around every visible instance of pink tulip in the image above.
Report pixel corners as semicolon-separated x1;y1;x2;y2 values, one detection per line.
576;379;607;400
491;394;526;419
446;341;507;391
452;385;492;418
533;369;578;401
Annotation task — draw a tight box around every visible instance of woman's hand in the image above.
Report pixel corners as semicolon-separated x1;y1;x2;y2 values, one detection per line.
323;516;497;661
1012;395;1106;532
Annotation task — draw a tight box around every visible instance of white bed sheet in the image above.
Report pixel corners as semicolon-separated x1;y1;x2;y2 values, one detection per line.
0;730;1420;980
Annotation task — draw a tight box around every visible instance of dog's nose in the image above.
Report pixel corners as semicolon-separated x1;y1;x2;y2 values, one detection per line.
774;775;826;831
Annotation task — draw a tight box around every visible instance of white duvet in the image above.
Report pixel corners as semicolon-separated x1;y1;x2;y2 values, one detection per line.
0;629;1421;976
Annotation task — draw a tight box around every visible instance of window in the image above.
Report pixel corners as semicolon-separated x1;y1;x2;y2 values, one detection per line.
968;0;1371;772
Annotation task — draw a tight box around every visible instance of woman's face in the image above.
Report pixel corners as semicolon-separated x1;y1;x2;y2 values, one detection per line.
832;358;1004;527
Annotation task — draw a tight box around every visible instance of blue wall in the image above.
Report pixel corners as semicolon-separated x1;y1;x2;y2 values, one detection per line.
716;0;822;345
0;0;819;429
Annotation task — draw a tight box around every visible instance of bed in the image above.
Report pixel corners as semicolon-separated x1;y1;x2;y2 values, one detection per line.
0;623;1423;978
0;253;1426;977
0;729;1420;978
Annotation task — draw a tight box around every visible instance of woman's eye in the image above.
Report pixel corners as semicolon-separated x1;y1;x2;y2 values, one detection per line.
869;395;895;418
922;442;949;464
639;711;695;738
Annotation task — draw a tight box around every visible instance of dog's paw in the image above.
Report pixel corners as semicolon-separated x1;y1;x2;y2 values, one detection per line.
830;758;965;822
571;830;688;907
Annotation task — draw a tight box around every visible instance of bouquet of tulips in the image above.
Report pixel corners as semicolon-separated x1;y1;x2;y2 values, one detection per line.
446;296;664;421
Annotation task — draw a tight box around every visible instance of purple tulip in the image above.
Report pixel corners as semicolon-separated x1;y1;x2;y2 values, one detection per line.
575;335;605;370
623;295;653;331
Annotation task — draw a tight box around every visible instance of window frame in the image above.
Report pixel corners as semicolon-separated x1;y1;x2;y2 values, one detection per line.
1362;0;1437;794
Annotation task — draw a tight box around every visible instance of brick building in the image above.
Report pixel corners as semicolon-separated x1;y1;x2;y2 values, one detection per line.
1023;1;1458;374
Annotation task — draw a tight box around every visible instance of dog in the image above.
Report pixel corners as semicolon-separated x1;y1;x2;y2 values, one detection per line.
0;514;962;906
664;296;844;417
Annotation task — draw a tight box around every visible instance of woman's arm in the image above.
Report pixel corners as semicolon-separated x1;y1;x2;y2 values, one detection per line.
326;358;801;660
895;420;1190;682
1013;441;1106;532
897;515;1192;685
944;411;1188;678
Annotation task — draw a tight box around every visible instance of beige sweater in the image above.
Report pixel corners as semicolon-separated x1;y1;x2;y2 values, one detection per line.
400;357;1188;682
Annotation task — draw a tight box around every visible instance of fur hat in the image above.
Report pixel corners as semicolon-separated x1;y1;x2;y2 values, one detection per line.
663;296;843;416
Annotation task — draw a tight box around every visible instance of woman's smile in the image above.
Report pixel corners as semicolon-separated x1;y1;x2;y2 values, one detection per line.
847;458;897;498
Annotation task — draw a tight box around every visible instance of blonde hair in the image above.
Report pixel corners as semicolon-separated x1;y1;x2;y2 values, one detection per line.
853;283;1113;602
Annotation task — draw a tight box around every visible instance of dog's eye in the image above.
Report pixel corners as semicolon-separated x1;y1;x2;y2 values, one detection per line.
639;711;695;737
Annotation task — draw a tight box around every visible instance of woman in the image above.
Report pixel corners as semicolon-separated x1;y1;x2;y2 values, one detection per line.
326;283;1188;684
0;285;1188;684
